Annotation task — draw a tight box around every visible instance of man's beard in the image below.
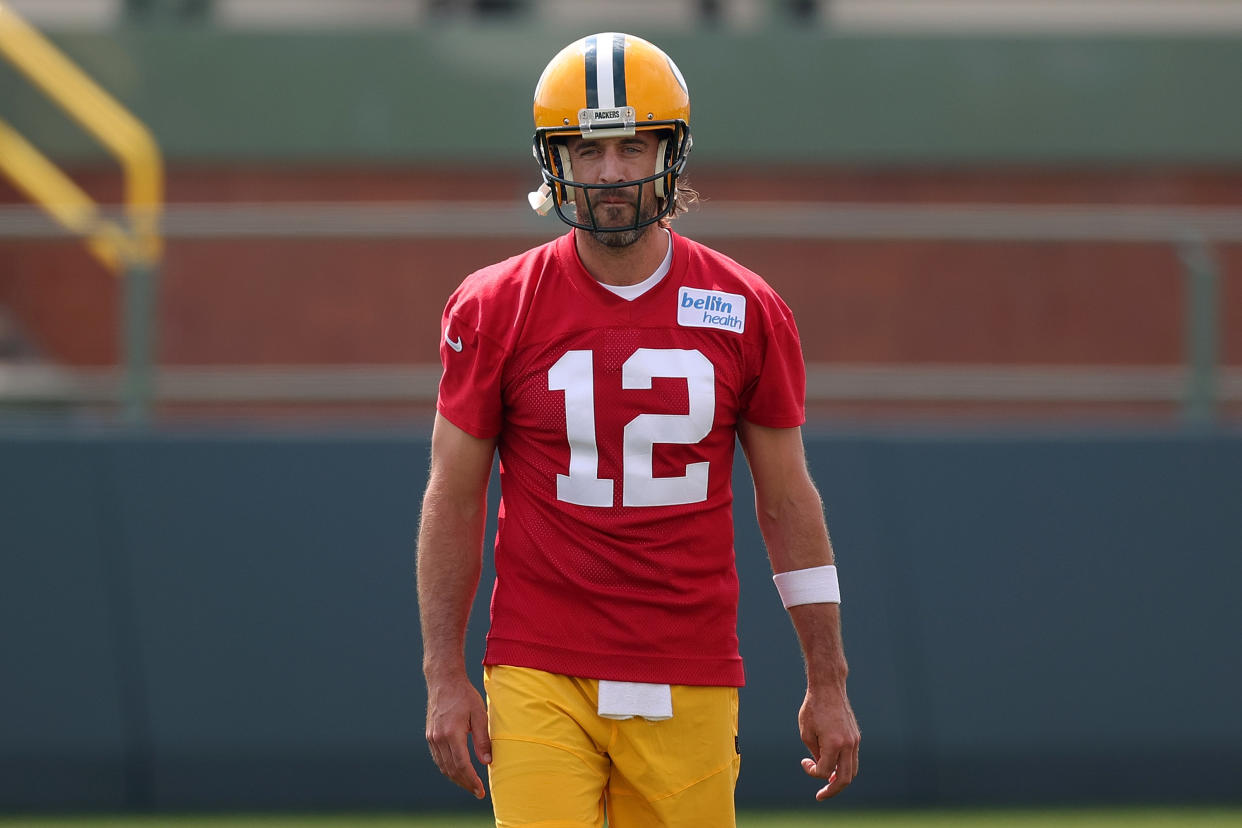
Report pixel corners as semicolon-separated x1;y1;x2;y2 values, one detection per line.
579;189;658;248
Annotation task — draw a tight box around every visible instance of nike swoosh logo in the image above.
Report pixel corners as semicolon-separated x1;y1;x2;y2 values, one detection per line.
445;331;463;352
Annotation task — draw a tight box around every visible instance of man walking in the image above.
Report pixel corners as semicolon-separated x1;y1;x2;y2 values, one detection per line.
418;32;859;827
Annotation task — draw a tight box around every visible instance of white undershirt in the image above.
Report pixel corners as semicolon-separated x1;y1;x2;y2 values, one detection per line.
596;229;673;301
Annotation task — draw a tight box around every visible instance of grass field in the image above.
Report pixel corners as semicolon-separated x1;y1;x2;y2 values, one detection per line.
2;810;1241;828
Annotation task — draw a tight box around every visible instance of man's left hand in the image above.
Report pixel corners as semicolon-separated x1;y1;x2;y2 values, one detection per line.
798;686;860;800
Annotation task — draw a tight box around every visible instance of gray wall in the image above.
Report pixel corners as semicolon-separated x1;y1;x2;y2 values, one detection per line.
1;428;1240;812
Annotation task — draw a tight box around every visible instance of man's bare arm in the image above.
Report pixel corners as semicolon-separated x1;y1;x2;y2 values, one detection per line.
417;412;497;799
738;419;861;801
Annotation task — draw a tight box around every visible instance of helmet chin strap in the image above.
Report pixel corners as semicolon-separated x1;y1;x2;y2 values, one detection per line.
527;184;554;215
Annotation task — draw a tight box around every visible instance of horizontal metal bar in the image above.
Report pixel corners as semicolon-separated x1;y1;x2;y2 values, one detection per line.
681;203;1242;243
2;363;1240;405
806;364;1242;402
830;0;1242;34
0;364;442;403
4;201;1242;242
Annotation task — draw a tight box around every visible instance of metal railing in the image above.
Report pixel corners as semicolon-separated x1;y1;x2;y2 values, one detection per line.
1;199;1238;425
6;200;1242;242
0;1;163;424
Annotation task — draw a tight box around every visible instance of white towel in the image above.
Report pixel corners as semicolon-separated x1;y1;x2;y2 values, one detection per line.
597;681;673;721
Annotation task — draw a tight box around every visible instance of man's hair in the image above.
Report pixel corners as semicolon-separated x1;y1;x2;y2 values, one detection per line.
660;179;700;227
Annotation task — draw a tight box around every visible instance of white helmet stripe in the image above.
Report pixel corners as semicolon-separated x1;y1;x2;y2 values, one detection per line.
585;33;625;111
595;35;615;109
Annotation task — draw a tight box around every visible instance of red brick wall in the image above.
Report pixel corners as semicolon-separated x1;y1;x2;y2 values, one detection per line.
2;164;1239;371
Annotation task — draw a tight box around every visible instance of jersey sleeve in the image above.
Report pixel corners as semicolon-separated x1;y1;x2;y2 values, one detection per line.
435;288;507;439
739;300;807;428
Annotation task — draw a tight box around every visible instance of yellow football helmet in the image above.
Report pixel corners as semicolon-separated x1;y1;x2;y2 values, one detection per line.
530;32;693;232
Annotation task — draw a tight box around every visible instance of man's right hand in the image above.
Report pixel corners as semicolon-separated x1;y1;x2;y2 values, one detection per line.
425;675;492;799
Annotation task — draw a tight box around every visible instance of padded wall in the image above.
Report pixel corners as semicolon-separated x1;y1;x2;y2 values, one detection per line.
1;429;1239;811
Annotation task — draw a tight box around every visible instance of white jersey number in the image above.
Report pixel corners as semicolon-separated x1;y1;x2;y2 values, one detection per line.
548;348;715;508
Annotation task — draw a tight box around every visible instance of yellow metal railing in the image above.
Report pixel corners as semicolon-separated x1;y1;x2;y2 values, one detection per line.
0;118;130;269
0;1;163;422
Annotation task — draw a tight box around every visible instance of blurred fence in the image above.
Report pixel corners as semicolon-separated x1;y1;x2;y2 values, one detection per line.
2;19;1241;427
2;198;1240;426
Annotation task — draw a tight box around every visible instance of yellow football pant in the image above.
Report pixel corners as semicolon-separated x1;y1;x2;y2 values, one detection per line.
484;665;741;828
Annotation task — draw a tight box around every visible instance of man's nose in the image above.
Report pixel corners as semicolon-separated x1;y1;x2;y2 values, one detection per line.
598;146;629;183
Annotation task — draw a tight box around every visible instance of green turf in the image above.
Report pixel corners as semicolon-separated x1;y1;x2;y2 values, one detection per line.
2;810;1241;828
742;809;1242;827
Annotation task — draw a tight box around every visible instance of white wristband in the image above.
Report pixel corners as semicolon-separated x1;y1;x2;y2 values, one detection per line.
773;565;840;608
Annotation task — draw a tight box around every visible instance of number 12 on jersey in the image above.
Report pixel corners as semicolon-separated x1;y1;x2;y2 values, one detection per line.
548;348;715;508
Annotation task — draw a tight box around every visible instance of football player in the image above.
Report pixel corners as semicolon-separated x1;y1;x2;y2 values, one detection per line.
418;32;859;826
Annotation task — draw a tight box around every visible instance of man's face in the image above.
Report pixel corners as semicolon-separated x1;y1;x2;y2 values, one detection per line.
565;131;661;247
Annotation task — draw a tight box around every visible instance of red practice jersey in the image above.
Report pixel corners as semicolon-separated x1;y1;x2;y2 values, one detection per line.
437;230;806;686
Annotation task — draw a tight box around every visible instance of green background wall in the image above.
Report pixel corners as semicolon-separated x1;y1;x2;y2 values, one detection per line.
3;28;1242;164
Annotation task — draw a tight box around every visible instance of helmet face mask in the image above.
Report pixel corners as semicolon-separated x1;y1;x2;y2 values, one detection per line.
531;33;693;234
533;122;692;233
